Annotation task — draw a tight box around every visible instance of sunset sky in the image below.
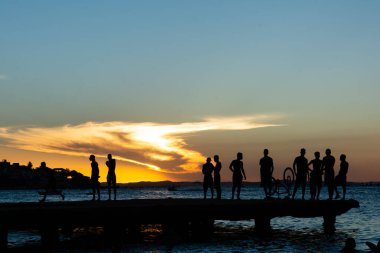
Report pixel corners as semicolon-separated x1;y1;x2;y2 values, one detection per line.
1;1;379;182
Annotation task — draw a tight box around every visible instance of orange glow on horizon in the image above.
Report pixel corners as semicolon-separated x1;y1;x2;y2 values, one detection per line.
0;115;283;175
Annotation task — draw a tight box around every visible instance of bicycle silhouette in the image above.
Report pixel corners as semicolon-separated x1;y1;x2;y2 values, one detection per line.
269;167;295;199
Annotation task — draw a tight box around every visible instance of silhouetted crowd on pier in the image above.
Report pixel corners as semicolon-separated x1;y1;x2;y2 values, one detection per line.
202;148;349;201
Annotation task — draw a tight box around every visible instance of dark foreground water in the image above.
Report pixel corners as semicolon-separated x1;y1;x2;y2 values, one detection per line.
1;184;379;252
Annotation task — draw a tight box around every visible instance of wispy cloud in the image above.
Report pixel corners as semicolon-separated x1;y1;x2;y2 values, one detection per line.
0;115;284;174
0;74;8;80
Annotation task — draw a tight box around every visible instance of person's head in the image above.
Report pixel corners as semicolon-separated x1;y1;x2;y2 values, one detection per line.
314;152;320;159
340;154;346;161
237;152;243;160
325;148;331;155
264;149;269;156
206;157;212;163
300;148;306;156
214;155;219;162
89;154;95;161
344;237;356;250
107;154;112;160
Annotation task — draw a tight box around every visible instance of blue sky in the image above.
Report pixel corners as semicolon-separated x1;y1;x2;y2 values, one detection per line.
1;1;379;181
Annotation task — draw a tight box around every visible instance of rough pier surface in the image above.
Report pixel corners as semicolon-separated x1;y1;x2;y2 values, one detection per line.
0;199;359;248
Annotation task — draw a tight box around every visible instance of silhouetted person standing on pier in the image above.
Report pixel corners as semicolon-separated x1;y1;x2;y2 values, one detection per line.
214;155;222;200
260;149;274;199
322;148;335;200
308;151;323;200
292;148;308;200
89;155;100;201
39;162;64;202
334;154;349;200
229;152;246;200
202;157;214;199
106;154;117;200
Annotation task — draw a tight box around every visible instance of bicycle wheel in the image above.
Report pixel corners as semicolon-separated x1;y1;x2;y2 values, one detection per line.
283;167;295;188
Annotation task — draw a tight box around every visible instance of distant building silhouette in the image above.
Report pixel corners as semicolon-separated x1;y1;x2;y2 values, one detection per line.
0;159;91;189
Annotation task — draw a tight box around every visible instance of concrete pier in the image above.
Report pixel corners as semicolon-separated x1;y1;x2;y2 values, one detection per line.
0;199;359;248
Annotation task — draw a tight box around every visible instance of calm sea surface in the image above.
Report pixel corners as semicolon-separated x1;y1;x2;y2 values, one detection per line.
1;185;379;252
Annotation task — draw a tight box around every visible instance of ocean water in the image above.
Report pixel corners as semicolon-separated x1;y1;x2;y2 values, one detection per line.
1;185;379;252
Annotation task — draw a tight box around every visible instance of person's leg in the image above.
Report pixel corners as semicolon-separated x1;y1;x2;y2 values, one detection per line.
292;178;299;199
342;181;346;200
301;178;306;200
113;180;117;200
263;182;268;198
107;180;111;200
268;178;272;197
92;188;95;201
328;183;334;200
203;182;207;199
237;181;241;200
231;178;236;199
316;180;321;200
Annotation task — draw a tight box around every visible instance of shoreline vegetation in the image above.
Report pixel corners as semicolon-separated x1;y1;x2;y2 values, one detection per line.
1;159;379;190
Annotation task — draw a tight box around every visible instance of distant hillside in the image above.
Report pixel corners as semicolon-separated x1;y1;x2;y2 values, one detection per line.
0;160;91;189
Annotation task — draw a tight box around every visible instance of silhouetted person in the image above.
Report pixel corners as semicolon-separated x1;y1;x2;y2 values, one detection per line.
322;148;335;200
202;157;214;199
260;149;274;199
229;152;246;200
40;162;64;202
342;237;357;253
213;155;222;200
334;154;349;200
292;148;308;200
89;155;100;201
106;154;117;200
308;151;323;200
